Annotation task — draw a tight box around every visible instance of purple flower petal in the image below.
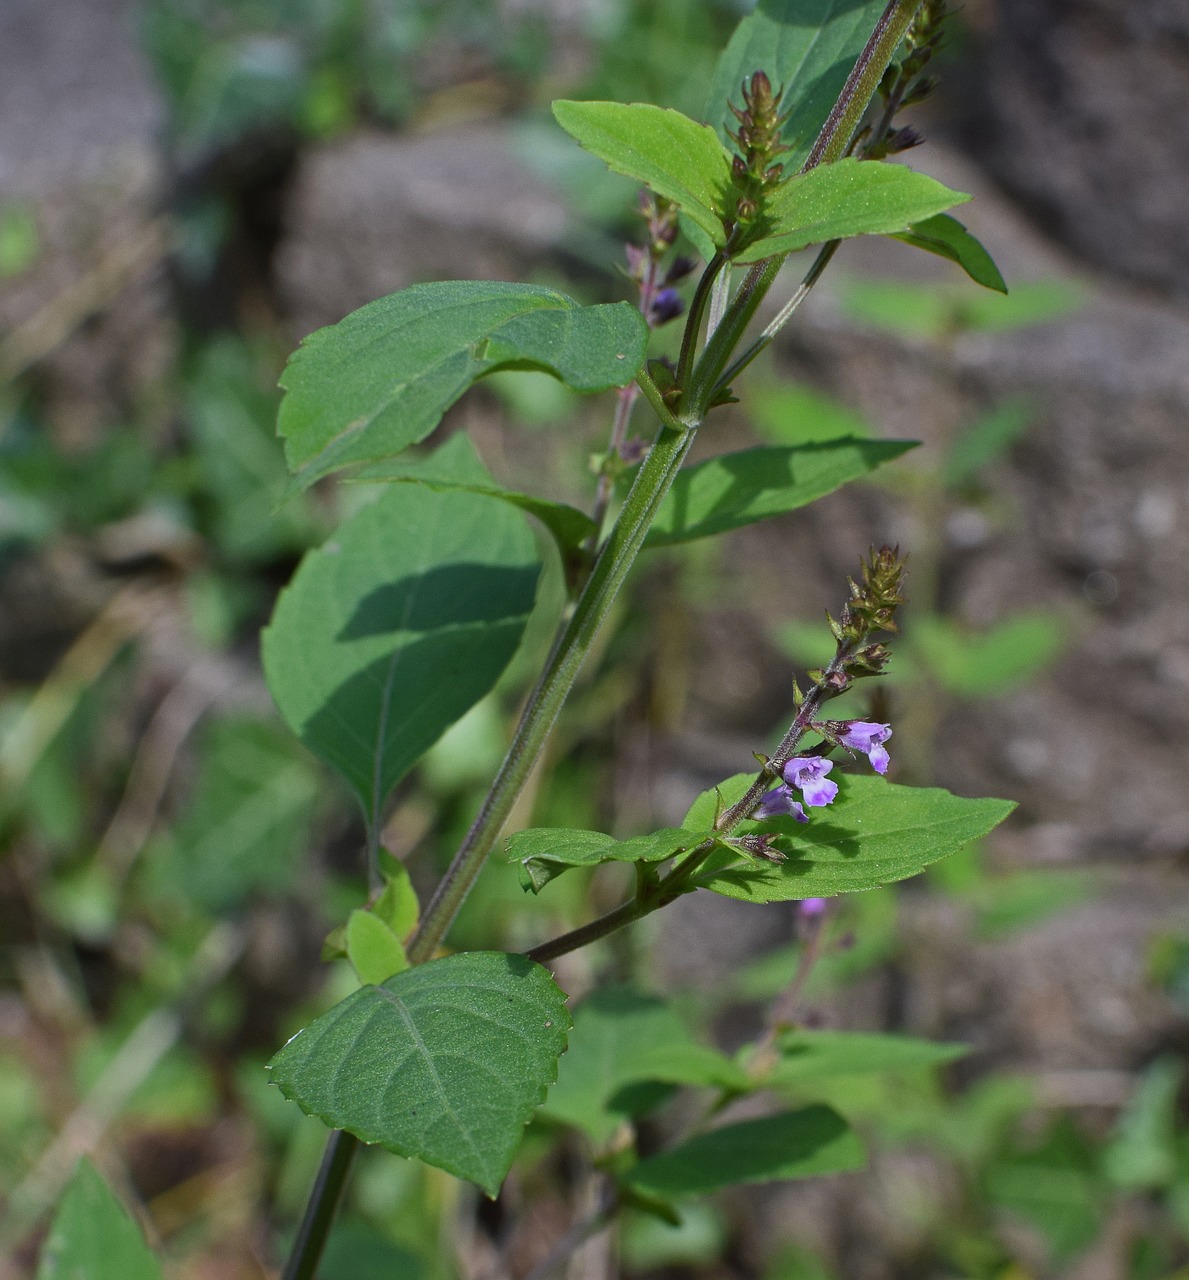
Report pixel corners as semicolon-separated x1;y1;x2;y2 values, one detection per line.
798;897;828;917
754;784;809;822
782;756;838;807
838;721;892;774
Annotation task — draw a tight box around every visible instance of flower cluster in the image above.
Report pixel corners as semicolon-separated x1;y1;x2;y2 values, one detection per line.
754;721;892;822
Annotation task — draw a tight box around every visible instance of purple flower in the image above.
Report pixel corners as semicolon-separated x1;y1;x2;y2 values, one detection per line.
648;287;684;326
754;784;808;823
782;755;838;808
799;897;828;917
838;721;892;775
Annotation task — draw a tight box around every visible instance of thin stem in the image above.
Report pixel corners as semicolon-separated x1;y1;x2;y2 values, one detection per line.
282;1130;359;1280
804;0;924;169
706;264;733;338
675;252;727;391
406;418;695;966
587;384;639;547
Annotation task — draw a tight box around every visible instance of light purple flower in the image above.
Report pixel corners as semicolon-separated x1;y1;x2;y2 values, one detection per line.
754;784;808;823
838;721;892;775
798;897;828;917
782;755;838;808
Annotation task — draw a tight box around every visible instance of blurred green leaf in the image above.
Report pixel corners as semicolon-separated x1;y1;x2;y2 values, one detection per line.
645;439;915;547
159;717;319;913
552;101;733;247
38;1159;161;1280
277;282;647;490
942;399;1034;488
542;989;743;1142
0;202;39;277
706;0;890;171
891;213;1007;293
745;382;870;446
268;952;570;1196
625;1106;864;1195
685;774;1015;902
1103;1057;1183;1191
764;1030;968;1085
262;480;540;828
909;612;1065;699
621;1201;728;1269
839;278;1084;341
373;851;419;941
736;160;970;264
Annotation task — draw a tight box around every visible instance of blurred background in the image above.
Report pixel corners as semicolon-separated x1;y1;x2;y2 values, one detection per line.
1;1;1188;1277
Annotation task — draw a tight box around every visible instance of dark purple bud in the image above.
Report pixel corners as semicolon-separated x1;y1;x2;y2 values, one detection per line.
663;255;697;286
620;436;647;465
648;287;684;327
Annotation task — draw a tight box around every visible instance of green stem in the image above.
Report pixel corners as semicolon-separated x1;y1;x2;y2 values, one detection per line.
282;1129;358;1280
675;252;727;392
406;415;695;965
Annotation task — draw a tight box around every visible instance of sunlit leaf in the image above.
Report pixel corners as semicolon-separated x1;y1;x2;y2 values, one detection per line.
269;952;570;1195
891;213;1007;293
505;826;710;893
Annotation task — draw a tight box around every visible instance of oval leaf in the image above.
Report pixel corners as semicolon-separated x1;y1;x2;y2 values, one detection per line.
707;0;891;171
506;826;709;894
734;159;970;264
278;281;648;490
262;482;540;827
552;101;733;249
39;1160;162;1280
644;439;915;547
625;1105;864;1196
891;213;1008;293
268;952;571;1196
765;1030;969;1084
687;774;1016;902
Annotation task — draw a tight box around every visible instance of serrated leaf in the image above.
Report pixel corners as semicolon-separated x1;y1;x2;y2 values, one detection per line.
278;281;647;490
345;909;408;985
38;1159;162;1280
625;1106;864;1196
268;952;570;1195
644;439;914;547
356;432;596;558
552;101;733;248
891;213;1008;293
707;0;891;171
505;826;709;894
262;482;540;827
735;160;970;264
160;716;319;913
685;774;1015;903
764;1030;969;1085
542;989;743;1142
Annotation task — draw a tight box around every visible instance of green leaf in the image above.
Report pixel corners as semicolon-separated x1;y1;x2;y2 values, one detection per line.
685;774;1015;903
355;432;596;559
942;399;1033;488
764;1030;968;1085
745;382;870;446
278;281;648;489
345;909;408;985
506;826;710;894
910;613;1065;699
735;159;970;264
262;482;540;827
625;1106;864;1196
374;850;419;940
268;952;570;1196
890;213;1008;293
1102;1056;1183;1190
707;0;891;172
159;717;319;913
542;989;744;1142
644;439;915;547
552;101;733;249
38;1159;162;1280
